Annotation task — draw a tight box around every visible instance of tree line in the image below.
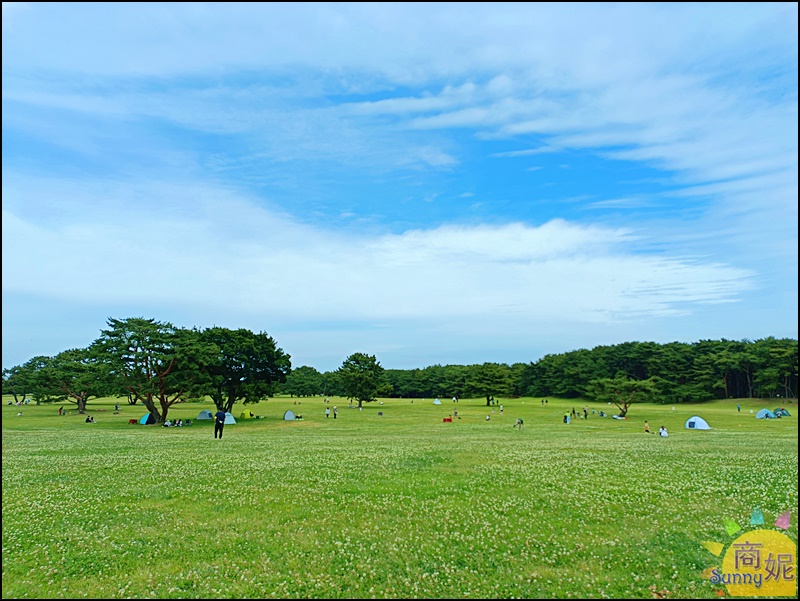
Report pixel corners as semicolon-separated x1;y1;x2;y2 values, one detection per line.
275;337;798;415
3;317;797;421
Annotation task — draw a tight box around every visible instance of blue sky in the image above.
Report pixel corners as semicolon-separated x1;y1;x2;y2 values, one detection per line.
2;2;797;372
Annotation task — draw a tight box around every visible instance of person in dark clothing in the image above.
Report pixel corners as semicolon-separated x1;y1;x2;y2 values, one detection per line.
214;409;227;439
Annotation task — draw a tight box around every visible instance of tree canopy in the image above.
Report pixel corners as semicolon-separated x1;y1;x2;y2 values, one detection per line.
585;376;659;417
336;353;387;407
34;348;113;413
94;317;212;423
200;326;291;413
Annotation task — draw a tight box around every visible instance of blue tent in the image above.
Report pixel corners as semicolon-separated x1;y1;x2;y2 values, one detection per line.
774;408;791;417
138;413;156;425
756;409;775;419
283;410;295;421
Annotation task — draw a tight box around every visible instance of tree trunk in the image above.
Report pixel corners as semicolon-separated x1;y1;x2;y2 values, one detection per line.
782;376;793;399
139;394;163;423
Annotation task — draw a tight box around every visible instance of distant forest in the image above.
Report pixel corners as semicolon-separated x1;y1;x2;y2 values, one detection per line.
4;330;797;413
283;337;798;403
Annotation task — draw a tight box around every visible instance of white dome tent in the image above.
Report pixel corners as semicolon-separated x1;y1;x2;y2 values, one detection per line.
684;416;711;430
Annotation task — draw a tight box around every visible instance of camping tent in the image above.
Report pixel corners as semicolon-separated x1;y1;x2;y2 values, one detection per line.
432;399;442;405
774;408;791;417
756;409;775;419
224;412;236;424
283;410;295;421
197;409;213;420
240;409;253;419
138;413;156;425
685;416;711;430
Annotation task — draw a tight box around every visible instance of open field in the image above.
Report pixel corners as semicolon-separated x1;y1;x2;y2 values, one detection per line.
2;395;797;599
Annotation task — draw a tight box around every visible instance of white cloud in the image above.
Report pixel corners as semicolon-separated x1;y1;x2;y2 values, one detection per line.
2;179;754;329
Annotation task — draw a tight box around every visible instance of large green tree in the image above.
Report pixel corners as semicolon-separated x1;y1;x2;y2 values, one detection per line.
585;376;659;417
3;359;44;404
95;317;211;423
34;348;113;413
466;362;514;404
199;327;291;413
337;352;386;407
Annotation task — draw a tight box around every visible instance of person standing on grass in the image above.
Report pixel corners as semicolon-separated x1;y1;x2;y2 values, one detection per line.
214;409;227;439
325;407;330;419
333;405;338;419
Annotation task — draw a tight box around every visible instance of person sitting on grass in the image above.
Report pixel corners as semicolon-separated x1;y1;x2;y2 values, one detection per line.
85;416;95;423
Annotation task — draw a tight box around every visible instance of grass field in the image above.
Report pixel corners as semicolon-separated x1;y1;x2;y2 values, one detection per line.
2;395;797;599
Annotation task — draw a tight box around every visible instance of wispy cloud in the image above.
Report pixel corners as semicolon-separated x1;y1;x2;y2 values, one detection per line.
2;179;754;324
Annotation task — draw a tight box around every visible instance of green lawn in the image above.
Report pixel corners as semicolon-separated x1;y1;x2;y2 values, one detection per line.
2;395;797;599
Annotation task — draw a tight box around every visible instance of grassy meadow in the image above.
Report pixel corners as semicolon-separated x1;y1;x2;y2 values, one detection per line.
2;394;797;599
